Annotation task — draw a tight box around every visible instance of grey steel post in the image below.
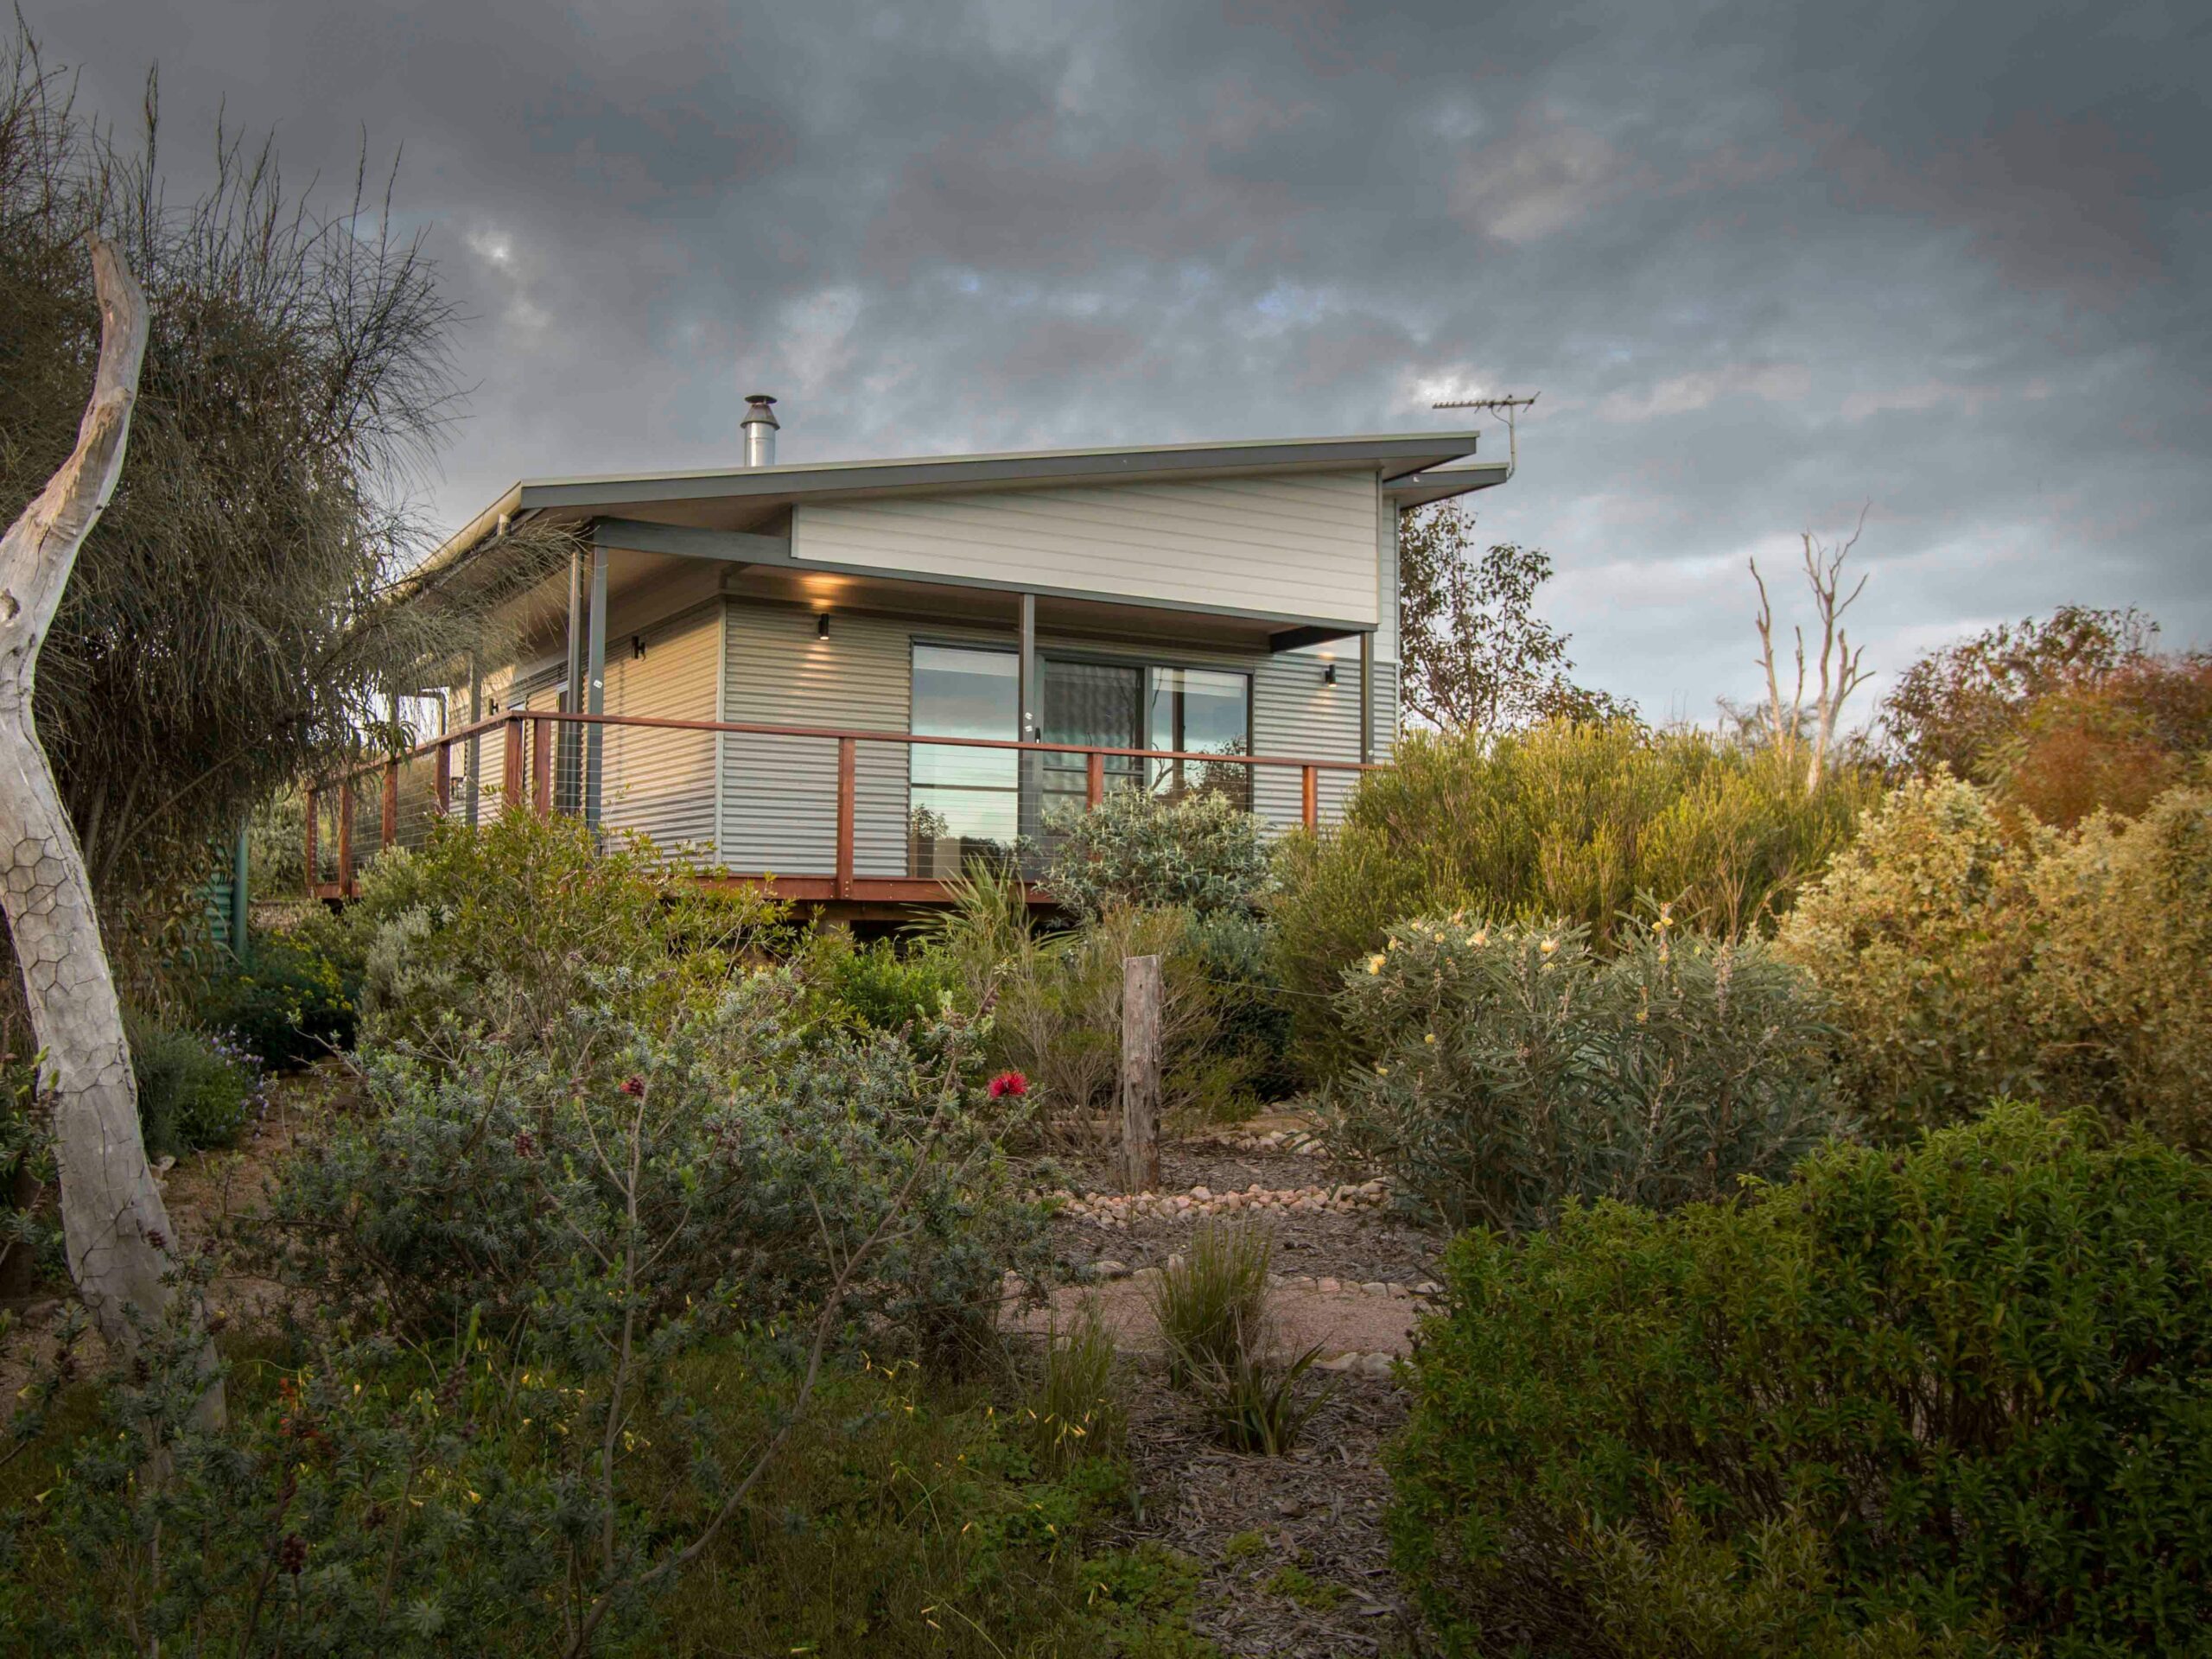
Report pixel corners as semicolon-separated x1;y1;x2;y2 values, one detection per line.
1359;629;1375;765
584;541;608;825
1017;592;1039;843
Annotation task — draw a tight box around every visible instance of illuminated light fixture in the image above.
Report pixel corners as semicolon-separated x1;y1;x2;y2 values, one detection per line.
1323;663;1338;686
817;613;831;639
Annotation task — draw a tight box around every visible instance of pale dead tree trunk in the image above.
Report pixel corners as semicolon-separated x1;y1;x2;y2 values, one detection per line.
1798;516;1873;789
0;238;224;1427
1748;510;1872;789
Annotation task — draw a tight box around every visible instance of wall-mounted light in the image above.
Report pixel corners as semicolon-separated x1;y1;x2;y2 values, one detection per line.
1323;663;1338;686
631;634;646;660
817;613;831;640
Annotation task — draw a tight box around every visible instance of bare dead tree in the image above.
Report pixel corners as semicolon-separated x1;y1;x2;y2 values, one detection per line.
1749;509;1874;789
0;238;220;1424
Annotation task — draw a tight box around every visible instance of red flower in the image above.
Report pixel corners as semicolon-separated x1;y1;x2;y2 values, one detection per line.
620;1076;646;1098
988;1071;1029;1100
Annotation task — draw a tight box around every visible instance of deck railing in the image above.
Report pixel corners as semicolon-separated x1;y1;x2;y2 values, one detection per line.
303;709;1380;903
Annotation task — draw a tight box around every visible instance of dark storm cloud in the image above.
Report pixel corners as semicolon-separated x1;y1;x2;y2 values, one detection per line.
40;0;2212;719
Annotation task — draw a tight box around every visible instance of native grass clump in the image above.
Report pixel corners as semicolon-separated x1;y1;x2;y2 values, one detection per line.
1389;1104;2212;1657
1325;912;1840;1231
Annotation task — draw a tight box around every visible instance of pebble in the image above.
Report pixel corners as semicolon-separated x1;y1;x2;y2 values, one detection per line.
1038;1178;1395;1227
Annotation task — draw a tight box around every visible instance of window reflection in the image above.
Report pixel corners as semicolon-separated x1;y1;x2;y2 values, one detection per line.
909;645;1017;875
1147;667;1251;807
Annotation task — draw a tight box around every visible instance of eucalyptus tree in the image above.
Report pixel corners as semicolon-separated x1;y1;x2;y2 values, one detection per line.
1396;502;1634;734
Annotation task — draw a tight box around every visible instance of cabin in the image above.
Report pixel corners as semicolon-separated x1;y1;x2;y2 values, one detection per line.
305;400;1507;912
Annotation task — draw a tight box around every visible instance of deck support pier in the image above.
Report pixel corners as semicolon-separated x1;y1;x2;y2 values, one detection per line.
465;655;483;825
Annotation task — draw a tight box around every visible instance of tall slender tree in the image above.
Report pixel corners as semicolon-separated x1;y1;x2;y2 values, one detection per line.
1397;502;1634;732
0;237;216;1415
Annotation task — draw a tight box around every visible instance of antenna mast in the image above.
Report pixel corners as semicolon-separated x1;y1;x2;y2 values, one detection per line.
1433;391;1540;478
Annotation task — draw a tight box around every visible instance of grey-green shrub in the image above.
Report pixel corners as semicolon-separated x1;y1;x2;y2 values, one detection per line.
1271;721;1876;1077
1041;787;1272;918
1389;1103;2212;1657
1326;914;1840;1230
265;970;1047;1367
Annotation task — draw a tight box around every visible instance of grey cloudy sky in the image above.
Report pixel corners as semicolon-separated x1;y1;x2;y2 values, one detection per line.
48;0;2212;721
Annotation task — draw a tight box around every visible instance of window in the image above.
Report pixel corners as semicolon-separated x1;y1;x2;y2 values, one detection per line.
1147;666;1251;806
909;644;1254;873
909;644;1018;873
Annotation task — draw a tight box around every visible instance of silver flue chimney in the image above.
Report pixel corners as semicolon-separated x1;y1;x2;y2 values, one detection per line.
741;392;780;467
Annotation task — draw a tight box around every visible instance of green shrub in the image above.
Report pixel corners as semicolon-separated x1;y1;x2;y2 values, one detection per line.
1041;786;1272;919
126;1014;264;1157
797;926;963;1039
1327;913;1840;1230
2;1288;1147;1657
1271;721;1875;1078
1389;1104;2212;1657
191;931;358;1071
265;972;1048;1368
1778;770;2212;1147
2026;776;2212;1147
340;809;785;1050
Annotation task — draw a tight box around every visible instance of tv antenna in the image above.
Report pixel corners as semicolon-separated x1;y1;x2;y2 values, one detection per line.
1433;391;1539;478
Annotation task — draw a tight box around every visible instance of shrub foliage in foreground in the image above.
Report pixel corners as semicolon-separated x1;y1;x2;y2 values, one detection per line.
1327;914;1840;1230
267;974;1046;1369
1389;1104;2212;1657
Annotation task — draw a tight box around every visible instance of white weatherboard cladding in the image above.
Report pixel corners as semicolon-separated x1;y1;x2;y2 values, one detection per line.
598;605;719;860
719;603;912;877
790;470;1382;625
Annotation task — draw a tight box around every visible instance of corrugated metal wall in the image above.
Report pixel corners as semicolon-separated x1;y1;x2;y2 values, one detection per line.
719;602;913;876
791;469;1381;626
599;603;720;860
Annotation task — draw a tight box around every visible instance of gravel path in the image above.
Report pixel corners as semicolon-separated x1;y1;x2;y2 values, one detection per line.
1016;1130;1452;1657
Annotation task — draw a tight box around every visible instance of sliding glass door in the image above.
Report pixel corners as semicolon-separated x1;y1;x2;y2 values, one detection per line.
1040;660;1144;818
909;642;1253;874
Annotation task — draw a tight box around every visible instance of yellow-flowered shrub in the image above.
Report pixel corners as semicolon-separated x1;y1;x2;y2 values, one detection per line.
1779;768;2212;1147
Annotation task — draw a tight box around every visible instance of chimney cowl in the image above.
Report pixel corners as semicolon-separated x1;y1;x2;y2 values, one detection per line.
741;392;779;467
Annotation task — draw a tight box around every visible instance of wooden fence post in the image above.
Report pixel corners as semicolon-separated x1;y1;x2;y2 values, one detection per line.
381;760;398;850
435;740;452;816
1085;750;1104;809
1118;953;1162;1194
1300;765;1319;830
